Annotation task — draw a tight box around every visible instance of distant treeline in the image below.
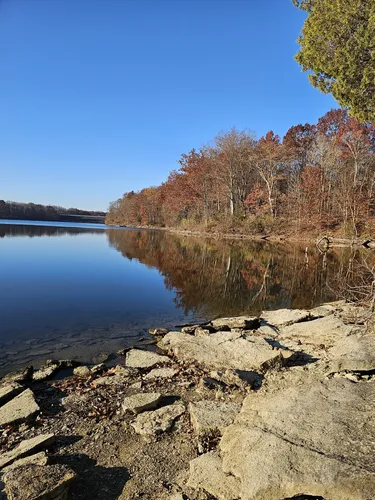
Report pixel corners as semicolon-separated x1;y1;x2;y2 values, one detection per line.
106;109;375;238
0;200;106;223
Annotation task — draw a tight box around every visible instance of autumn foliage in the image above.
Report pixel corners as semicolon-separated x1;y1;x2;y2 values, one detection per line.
106;109;375;237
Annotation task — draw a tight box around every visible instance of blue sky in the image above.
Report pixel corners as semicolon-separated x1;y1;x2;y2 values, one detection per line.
0;0;337;211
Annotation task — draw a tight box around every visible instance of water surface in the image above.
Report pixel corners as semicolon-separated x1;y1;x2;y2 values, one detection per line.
0;220;371;373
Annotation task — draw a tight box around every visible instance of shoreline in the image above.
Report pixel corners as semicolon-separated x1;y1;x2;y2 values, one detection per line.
0;301;374;499
107;223;375;249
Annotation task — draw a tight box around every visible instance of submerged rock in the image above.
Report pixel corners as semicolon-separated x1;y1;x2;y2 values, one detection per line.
122;392;161;414
0;389;39;426
132;402;185;436
4;463;76;500
125;349;170;369
0;433;55;469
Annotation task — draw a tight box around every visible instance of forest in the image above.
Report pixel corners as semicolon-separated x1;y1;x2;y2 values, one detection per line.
106;109;375;238
0;200;106;223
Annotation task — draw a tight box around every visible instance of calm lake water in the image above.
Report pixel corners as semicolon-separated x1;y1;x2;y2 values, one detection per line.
0;220;371;373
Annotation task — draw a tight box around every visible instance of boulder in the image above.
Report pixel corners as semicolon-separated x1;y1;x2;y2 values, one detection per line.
329;333;375;373
0;433;55;469
188;452;241;500
261;308;312;327
144;368;178;380
148;328;169;337
122;392;161;414
210;316;259;331
132;402;185;436
92;352;109;364
0;389;39;426
125;349;170;369
4;463;76;500
73;366;91;377
189;401;241;439
209;369;261;388
161;330;293;372
218;379;375;499
0;383;22;407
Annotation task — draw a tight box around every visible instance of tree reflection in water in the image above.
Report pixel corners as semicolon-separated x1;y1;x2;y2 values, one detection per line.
106;229;374;319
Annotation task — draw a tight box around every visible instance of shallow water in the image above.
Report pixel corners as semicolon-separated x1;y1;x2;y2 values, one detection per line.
0;220;371;373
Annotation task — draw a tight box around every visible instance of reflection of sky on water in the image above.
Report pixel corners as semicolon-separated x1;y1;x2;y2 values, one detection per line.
0;224;177;343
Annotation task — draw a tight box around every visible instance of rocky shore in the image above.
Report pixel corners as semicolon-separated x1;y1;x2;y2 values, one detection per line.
0;302;374;499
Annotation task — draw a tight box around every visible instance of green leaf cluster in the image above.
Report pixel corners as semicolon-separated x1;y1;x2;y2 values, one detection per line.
295;0;375;122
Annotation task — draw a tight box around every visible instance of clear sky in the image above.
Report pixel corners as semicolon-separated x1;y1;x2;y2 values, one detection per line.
0;0;337;211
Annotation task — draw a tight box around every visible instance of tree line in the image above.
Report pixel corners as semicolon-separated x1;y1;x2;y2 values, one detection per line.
0;200;106;223
106;109;375;237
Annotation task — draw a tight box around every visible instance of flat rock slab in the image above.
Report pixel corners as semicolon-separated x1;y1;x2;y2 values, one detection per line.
328;333;375;373
0;383;22;407
278;314;354;347
32;363;60;381
125;349;170;368
189;401;241;437
132;402;185;436
217;379;375;499
0;433;55;469
122;392;161;414
4;463;76;500
188;452;241;500
261;308;312;327
210;316;259;330
3;451;48;473
0;389;39;427
161;330;293;372
144;368;178;380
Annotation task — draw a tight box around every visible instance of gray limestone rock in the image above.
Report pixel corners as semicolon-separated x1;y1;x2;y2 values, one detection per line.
278;314;354;347
2;451;48;473
161;330;293;372
189;401;241;438
0;383;23;407
218;379;375;500
4;463;76;500
73;365;91;377
261;308;312;327
0;389;39;426
210;316;259;331
328;333;375;373
125;349;170;369
132;402;185;436
122;392;161;414
143;368;178;380
188;452;241;500
0;433;54;469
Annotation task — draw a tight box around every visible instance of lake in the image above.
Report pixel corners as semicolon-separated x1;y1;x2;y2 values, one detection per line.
0;220;371;374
